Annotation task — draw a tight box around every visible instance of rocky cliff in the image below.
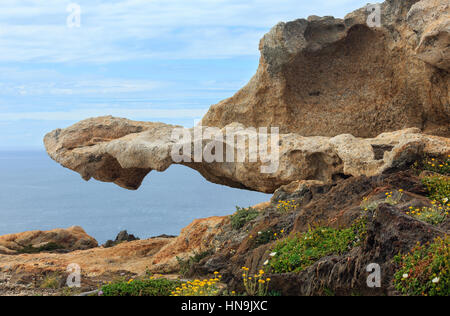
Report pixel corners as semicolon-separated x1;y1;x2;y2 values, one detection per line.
3;0;449;296
202;0;449;137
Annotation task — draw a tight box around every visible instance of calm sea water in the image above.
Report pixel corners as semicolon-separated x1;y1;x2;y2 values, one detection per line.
0;151;270;244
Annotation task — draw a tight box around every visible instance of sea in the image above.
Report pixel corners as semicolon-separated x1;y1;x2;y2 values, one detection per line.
0;151;270;244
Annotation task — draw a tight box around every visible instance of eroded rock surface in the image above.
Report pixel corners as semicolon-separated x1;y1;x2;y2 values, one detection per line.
44;116;450;193
0;226;98;255
201;0;449;137
0;217;226;277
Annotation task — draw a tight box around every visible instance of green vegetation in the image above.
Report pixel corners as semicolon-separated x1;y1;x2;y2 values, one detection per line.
171;274;222;296
415;156;450;175
422;175;449;205
230;207;259;230
394;236;449;296
360;190;404;212
251;229;286;248
40;274;60;289
100;278;181;296
18;242;64;254
241;268;271;296
276;200;299;214
176;249;214;277
267;218;367;273
253;230;276;247
406;205;448;225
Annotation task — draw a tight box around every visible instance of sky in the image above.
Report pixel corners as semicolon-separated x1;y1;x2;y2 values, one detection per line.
0;0;371;150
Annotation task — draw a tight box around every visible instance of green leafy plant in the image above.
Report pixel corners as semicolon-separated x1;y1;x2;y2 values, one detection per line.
100;278;181;296
251;229;286;248
360;190;404;211
405;204;449;225
276;200;299;214
230;207;259;230
394;236;449;296
384;190;404;206
267;218;367;273
171;273;222;296
415;156;450;175
241;268;271;296
422;175;449;204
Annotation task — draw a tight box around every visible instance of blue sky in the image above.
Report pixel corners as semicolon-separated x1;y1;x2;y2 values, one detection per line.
0;0;371;149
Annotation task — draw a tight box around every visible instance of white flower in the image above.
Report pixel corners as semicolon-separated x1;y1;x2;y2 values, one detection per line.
402;274;408;279
269;252;277;257
443;198;448;203
258;231;262;235
263;260;269;266
432;277;440;284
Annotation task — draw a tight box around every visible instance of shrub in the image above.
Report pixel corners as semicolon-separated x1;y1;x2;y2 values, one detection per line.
267;219;367;273
171;273;222;296
241;268;270;296
384;190;403;206
422;175;449;205
360;190;404;211
100;278;181;296
416;156;450;175
394;236;449;296
230;207;259;230
40;274;60;289
276;200;299;214
251;229;285;248
405;204;449;225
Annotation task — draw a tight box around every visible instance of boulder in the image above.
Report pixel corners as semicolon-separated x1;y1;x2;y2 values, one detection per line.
0;226;98;255
103;230;140;248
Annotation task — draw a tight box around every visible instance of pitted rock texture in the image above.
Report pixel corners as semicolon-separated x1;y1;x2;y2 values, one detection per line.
201;0;449;137
44;116;450;193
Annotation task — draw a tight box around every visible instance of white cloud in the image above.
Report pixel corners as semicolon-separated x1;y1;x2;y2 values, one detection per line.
0;0;370;63
0;108;208;121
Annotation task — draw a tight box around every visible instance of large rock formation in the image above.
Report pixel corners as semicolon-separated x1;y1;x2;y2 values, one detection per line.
201;0;449;137
44;0;449;194
44;116;450;193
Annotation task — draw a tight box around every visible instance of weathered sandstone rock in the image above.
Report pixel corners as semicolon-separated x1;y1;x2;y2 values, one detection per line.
0;226;98;255
150;216;228;273
201;0;449;137
407;0;450;71
0;237;172;276
0;217;226;276
44;116;450;193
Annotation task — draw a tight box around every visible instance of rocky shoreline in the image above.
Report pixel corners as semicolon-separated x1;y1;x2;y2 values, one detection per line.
0;165;449;296
1;0;449;296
